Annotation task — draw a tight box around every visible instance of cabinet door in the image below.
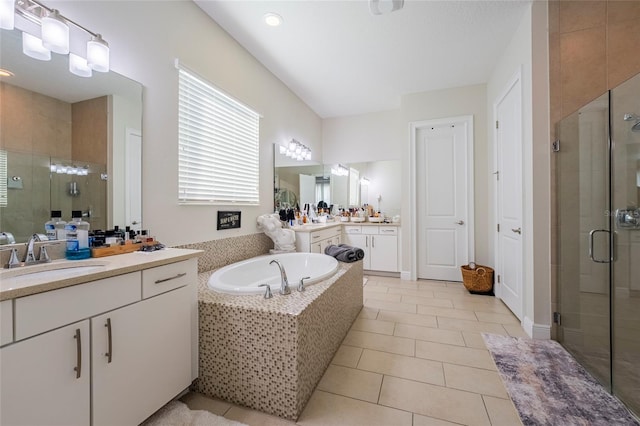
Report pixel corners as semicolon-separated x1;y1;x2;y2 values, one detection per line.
1;321;90;426
343;233;370;269
92;286;192;426
311;241;323;253
370;234;398;272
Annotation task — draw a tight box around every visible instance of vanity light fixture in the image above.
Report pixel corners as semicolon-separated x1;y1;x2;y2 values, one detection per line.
50;163;89;175
10;0;110;76
264;12;282;27
0;68;14;77
360;177;370;186
0;0;15;30
280;139;311;161
331;164;349;177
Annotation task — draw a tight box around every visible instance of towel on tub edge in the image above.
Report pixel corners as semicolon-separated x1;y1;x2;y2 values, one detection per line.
325;244;365;263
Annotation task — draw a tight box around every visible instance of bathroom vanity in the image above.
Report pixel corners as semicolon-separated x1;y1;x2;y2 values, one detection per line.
0;248;201;426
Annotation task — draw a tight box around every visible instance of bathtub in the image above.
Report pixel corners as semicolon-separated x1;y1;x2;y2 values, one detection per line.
207;252;339;295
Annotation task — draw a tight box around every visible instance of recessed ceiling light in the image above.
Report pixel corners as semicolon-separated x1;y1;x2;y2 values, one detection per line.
0;68;14;77
264;12;283;27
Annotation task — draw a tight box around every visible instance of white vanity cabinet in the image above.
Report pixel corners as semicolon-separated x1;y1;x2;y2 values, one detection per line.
295;225;342;253
0;255;198;426
343;225;399;272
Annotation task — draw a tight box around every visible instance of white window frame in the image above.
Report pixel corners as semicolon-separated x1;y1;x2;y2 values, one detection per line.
176;61;260;205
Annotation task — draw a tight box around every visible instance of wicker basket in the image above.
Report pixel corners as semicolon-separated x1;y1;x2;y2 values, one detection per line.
460;264;494;293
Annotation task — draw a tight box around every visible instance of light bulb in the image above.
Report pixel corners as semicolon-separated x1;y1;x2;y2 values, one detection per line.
41;10;70;54
22;33;51;61
279;145;286;154
69;53;92;77
0;0;15;30
289;140;296;151
87;34;109;72
305;151;312;160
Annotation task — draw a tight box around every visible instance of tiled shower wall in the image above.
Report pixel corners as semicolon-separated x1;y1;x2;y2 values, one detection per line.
549;0;640;324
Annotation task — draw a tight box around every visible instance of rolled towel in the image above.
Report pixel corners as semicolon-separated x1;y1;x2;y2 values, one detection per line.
338;244;365;260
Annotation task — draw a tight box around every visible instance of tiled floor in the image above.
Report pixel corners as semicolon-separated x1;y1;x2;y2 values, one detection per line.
182;276;525;425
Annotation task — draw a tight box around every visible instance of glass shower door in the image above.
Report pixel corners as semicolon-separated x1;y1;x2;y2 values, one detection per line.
556;92;612;390
611;73;640;414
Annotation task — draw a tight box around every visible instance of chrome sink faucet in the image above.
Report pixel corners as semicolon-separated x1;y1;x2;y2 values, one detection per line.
269;259;290;295
24;233;49;265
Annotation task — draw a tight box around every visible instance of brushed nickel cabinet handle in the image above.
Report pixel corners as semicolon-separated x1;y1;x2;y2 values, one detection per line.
73;328;82;379
154;272;187;284
372;236;375;248
105;318;112;363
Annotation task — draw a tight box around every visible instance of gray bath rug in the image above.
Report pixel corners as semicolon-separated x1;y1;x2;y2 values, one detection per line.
141;401;248;426
483;333;639;426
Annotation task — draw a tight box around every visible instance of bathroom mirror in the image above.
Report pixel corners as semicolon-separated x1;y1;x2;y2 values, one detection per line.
0;29;143;243
274;149;401;217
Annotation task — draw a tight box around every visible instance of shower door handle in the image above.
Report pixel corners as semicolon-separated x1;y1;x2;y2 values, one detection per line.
589;229;611;263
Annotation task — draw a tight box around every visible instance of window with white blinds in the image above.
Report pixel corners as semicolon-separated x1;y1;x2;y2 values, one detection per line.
177;66;260;205
0;150;7;208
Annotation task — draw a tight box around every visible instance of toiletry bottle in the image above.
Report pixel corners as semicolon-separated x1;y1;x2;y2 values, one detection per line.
45;210;65;240
65;210;90;251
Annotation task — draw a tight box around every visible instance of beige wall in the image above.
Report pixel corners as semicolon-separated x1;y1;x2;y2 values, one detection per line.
71;96;107;165
61;1;323;246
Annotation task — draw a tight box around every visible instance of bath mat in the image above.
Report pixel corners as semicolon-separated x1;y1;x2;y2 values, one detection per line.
482;333;639;426
141;401;248;426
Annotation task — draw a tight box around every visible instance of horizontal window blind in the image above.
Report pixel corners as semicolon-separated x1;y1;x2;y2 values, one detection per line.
178;66;260;205
0;150;7;207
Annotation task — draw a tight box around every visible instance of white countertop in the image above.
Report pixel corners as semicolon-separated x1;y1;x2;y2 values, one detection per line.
0;248;202;301
291;221;400;233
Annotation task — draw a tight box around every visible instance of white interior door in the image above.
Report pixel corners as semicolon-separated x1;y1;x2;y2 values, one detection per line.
125;129;142;231
417;118;472;281
495;72;524;319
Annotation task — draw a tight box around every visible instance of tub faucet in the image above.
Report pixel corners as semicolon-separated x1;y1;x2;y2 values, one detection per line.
269;259;290;295
298;276;311;292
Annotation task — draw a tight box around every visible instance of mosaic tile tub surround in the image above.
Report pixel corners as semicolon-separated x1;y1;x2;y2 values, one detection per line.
194;261;363;420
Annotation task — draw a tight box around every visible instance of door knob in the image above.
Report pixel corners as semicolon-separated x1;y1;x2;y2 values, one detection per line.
455;220;465;225
512;228;521;234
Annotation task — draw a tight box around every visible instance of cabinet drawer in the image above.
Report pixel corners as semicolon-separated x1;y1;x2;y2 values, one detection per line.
362;226;379;235
1;300;12;346
343;225;362;234
142;258;196;299
379;226;398;235
310;226;341;242
15;272;141;341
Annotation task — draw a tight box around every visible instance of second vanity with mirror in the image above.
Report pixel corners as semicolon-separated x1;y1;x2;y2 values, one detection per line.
0;28;143;245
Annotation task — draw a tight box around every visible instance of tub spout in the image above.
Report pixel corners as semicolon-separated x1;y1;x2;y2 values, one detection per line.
298;276;311;292
269;259;290;295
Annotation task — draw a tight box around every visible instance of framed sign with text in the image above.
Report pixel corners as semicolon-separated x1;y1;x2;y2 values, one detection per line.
217;211;241;230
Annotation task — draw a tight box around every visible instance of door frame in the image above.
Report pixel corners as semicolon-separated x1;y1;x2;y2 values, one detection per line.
492;67;525;314
409;115;475;281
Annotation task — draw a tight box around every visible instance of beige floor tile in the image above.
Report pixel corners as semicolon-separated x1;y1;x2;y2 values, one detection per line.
452;299;512;314
445;281;465;288
415;340;497;370
342;330;415;356
358;306;379;320
402;294;455;308
350;318;396;335
378;376;490;426
417;280;448;289
316;364;383;403
503;323;529;338
434;291;497;303
297;390;412;426
364;298;417;314
387;287;435;298
483;395;523;426
437;317;508;335
443;363;509;398
381;282;421;290
377;310;438;328
224;405;297;426
394;323;465;346
462;331;489;350
412;413;461;426
417;305;479;321
357;349;445;386
364;292;403;303
331;345;363;368
180;392;231;416
475;311;520;325
363;285;389;293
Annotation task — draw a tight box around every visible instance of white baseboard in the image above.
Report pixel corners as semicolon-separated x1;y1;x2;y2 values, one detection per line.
400;271;412;281
523;316;551;339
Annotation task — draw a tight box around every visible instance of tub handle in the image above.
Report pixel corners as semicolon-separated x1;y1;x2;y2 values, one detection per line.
298;276;311;292
258;284;272;299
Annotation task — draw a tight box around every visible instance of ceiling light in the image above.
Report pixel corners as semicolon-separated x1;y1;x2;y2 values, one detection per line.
41;9;69;54
369;0;404;15
0;0;15;30
86;34;109;72
69;53;92;77
22;32;51;61
0;68;14;77
264;12;282;27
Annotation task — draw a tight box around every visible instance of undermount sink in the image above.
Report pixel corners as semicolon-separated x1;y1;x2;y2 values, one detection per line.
1;260;108;291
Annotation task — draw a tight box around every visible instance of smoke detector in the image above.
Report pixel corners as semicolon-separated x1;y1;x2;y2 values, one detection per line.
369;0;404;15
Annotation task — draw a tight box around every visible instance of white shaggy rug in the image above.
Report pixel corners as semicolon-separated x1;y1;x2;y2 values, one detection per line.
142;401;247;426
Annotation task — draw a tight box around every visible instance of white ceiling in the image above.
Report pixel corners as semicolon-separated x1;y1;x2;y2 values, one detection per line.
195;0;532;119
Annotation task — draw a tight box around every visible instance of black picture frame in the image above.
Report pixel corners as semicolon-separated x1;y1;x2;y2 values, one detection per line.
217;211;241;230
